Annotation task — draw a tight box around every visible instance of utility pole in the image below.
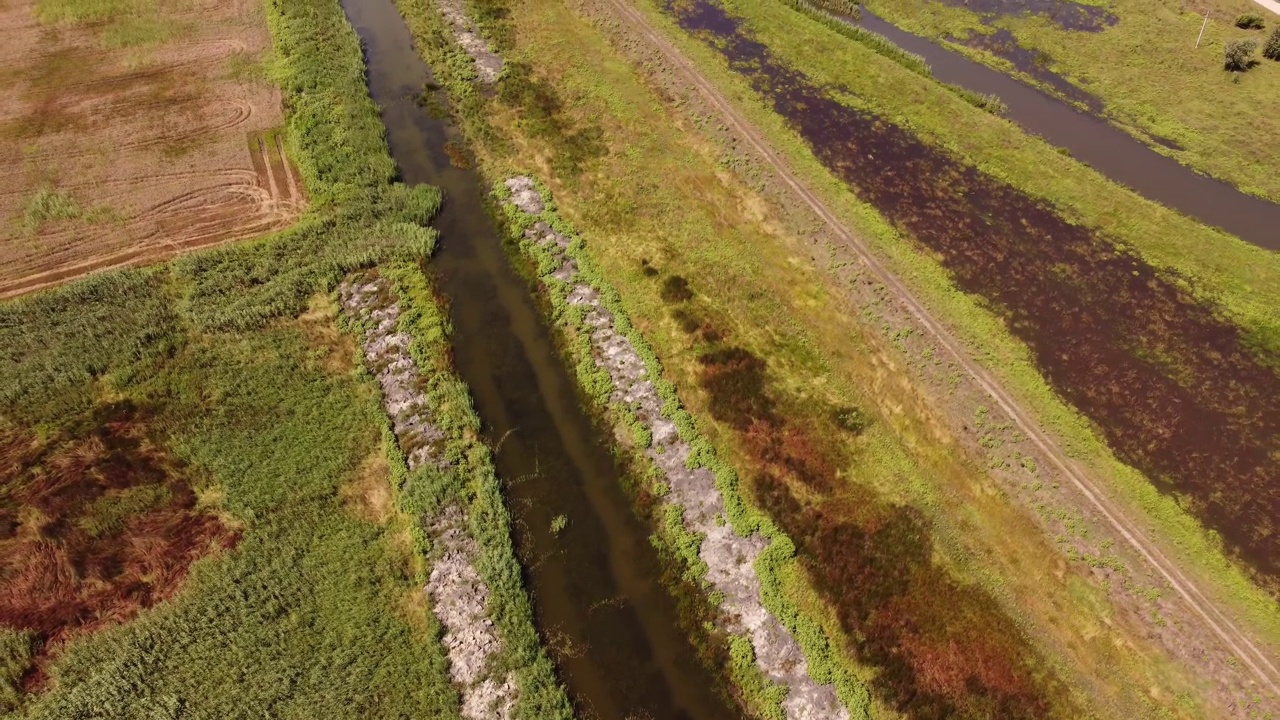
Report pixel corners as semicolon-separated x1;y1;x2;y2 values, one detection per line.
1195;7;1210;48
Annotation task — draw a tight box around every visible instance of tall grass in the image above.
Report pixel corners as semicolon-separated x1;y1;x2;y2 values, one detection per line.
14;325;461;719
0;270;177;423
0;630;32;713
21;186;80;234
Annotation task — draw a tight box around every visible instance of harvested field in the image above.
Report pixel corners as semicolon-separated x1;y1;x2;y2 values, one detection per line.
0;403;234;691
0;0;303;300
664;0;1280;593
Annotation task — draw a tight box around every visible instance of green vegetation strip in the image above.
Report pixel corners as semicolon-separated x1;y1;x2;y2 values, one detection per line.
496;177;874;719
778;0;1009;114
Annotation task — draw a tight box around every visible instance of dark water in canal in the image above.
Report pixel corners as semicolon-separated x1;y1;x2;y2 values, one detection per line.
844;8;1280;249
337;0;739;717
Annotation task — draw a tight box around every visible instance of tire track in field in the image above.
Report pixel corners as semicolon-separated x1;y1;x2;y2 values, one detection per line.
602;0;1280;696
1;149;299;300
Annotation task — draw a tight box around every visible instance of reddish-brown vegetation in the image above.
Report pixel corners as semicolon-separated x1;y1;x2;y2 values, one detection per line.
0;404;235;690
653;263;1066;717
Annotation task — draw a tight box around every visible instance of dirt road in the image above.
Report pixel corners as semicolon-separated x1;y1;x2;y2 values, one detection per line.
1250;0;1280;16
601;0;1280;697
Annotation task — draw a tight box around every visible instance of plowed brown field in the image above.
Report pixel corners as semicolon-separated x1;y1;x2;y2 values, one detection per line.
0;0;303;299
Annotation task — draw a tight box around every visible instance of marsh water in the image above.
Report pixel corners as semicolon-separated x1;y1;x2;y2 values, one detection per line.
338;0;739;717
847;8;1280;250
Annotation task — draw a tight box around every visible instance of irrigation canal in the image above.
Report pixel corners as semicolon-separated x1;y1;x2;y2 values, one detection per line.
338;0;740;717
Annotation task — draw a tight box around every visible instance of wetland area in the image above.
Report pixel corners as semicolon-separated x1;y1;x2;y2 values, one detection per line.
3;0;1279;716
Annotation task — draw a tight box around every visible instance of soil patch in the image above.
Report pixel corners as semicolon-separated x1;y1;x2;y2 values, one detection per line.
666;0;1280;594
0;403;235;692
0;0;304;299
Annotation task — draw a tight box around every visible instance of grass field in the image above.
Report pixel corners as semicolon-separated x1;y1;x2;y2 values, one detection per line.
858;0;1280;201
688;0;1280;597
0;0;567;714
393;0;1278;715
1;269;463;719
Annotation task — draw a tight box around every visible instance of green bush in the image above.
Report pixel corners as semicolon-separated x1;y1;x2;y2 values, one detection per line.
1264;27;1280;61
1235;13;1265;30
22;185;80;234
1224;39;1258;71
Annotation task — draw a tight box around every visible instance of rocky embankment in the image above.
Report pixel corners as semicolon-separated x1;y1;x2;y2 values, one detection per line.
339;272;516;720
502;177;849;720
434;0;502;83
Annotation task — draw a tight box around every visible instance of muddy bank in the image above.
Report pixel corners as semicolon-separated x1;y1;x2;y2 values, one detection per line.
503;176;852;720
667;0;1280;592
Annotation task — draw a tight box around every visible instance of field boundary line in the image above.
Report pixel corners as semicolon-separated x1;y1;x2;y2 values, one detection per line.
604;0;1280;694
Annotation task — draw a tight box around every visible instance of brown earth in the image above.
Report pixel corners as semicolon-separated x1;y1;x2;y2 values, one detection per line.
0;403;236;692
0;0;303;300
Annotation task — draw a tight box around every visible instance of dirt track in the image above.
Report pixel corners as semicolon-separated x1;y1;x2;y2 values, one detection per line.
0;0;303;299
600;0;1280;700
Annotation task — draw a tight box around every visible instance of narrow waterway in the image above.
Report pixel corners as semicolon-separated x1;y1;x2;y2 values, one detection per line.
844;8;1280;250
337;0;740;718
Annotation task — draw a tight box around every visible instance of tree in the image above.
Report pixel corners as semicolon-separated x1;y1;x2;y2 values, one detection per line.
1224;39;1258;71
1264;27;1280;61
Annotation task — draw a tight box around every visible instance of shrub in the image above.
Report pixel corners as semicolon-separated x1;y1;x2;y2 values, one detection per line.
1265;27;1280;60
1224;39;1258;71
1235;13;1265;29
